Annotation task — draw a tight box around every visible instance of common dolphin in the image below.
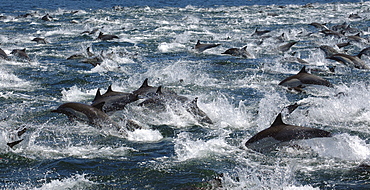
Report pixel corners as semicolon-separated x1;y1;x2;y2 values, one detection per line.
251;28;271;36
319;45;340;57
245;113;331;152
92;86;139;113
67;47;93;60
357;47;370;59
31;37;47;44
97;32;119;41
277;41;297;52
327;53;370;70
41;13;53;21
10;48;30;61
278;66;333;91
194;40;220;52
139;86;213;124
0;47;8;60
52;102;120;130
309;22;329;30
132;78;176;98
6;127;27;148
221;46;253;58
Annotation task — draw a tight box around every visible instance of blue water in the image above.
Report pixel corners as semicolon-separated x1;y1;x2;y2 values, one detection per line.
1;0;370;189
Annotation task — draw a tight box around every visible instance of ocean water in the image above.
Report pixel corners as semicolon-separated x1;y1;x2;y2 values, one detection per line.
1;0;370;189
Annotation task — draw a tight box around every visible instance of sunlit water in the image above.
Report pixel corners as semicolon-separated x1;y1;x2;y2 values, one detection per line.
1;0;370;189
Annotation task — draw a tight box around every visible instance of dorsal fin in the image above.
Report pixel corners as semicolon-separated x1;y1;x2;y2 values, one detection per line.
298;66;307;74
93;101;105;111
22;48;26;52
156;86;162;94
270;113;285;127
242;46;248;50
196;40;200;45
92;88;102;102
107;85;113;93
140;78;149;88
7;139;23;148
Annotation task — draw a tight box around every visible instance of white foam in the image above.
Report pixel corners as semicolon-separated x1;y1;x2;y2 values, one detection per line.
127;129;163;142
60;85;96;102
32;174;97;190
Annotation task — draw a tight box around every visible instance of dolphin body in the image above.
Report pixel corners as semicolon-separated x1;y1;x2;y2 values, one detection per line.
0;47;8;60
6;128;27;148
245;113;331;152
52;102;120;130
31;37;47;44
138;86;213;124
194;40;220;52
10;48;30;61
221;46;253;58
97;32;119;41
277;41;297;52
278;66;333;91
327;53;370;70
92;86;139;113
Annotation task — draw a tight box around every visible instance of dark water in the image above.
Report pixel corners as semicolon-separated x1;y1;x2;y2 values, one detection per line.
1;0;370;189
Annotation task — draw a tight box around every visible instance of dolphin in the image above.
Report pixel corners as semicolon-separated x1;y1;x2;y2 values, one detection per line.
67;47;93;60
194;40;220;52
31;37;47;44
277;41;297;52
97;32;119;41
245;113;331;152
357;47;370;59
221;46;253;58
319;45;340;57
251;28;271;36
6;127;27;148
139;86;213;124
309;22;329;30
10;48;30;61
327;53;370;70
0;47;8;60
92;86;139;113
52;102;119;129
41;13;53;21
320;29;344;38
132;78;177;98
279;66;333;91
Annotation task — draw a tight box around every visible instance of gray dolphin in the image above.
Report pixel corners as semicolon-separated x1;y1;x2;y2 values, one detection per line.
194;40;220;52
0;46;8;60
327;53;370;70
245;113;331;152
357;47;370;59
221;46;253;58
31;37;47;44
97;32;119;41
132;78;176;98
6;127;27;148
319;45;340;57
139;86;213;124
277;41;297;52
10;48;30;61
251;28;271;36
279;66;333;91
67;47;93;60
92;86;139;113
41;13;53;21
309;22;329;30
52;102;120;130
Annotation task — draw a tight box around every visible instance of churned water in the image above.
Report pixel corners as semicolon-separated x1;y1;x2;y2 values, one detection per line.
0;0;369;189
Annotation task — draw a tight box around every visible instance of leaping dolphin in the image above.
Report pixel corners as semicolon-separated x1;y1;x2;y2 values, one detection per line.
97;32;119;41
10;48;30;61
245;113;331;152
221;46;253;58
194;40;220;52
0;46;8;60
278;66;333;91
92;86;139;113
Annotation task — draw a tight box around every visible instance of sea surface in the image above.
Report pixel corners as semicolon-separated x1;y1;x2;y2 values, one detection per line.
1;0;370;189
